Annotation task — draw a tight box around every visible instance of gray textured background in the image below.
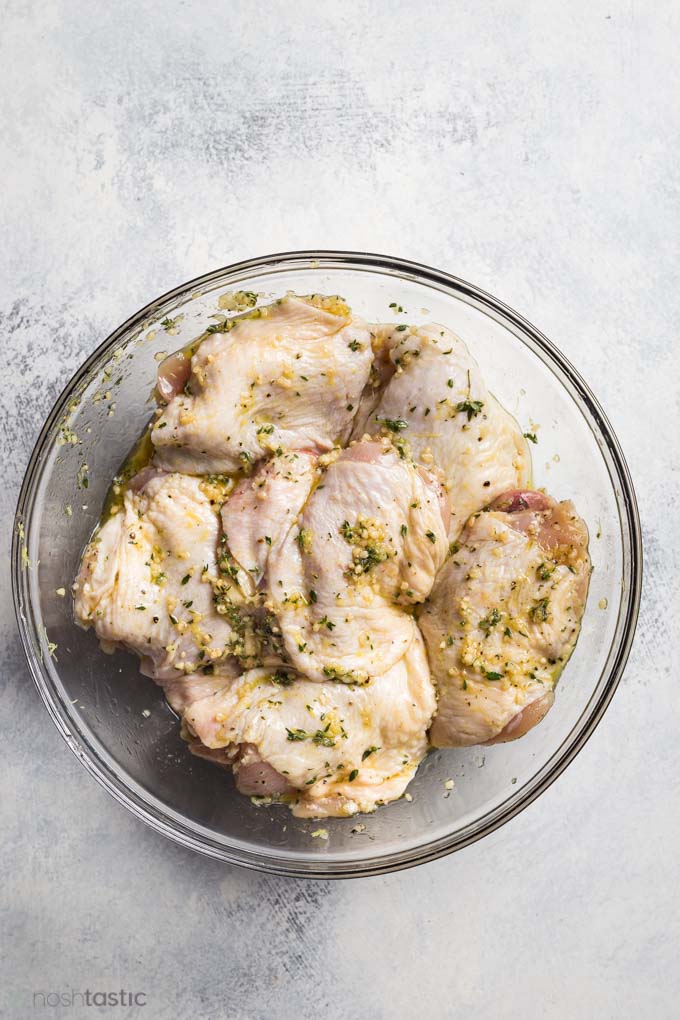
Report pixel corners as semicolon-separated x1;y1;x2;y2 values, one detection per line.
2;2;678;1018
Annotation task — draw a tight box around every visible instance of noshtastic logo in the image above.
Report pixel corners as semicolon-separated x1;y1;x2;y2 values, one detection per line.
31;989;147;1008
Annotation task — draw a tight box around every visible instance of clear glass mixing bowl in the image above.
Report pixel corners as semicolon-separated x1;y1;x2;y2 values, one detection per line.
12;252;642;878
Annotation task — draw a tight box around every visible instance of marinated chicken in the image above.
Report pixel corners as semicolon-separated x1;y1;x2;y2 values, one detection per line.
419;490;591;747
184;631;435;817
152;295;372;474
268;438;449;683
74;292;591;818
220;448;318;597
351;323;531;538
74;470;238;680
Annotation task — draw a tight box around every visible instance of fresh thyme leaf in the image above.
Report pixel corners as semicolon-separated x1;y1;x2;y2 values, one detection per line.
376;417;409;432
479;608;501;632
483;669;504;681
455;398;484;421
286;728;308;742
530;597;550;623
362;746;379;760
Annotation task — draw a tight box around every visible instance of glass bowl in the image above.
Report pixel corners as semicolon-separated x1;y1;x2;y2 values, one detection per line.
12;252;642;878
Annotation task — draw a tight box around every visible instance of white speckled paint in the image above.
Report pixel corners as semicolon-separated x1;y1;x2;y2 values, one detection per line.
2;2;678;1018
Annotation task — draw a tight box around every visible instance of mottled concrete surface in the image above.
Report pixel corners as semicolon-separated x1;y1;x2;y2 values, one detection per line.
1;2;679;1018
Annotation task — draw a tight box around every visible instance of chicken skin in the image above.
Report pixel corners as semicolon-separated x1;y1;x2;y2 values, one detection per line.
418;490;591;747
73;290;593;819
74;470;238;680
185;630;435;817
268;438;449;683
151;295;372;474
352;322;530;538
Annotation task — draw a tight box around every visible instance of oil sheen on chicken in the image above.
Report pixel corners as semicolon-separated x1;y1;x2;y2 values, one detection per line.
73;470;239;680
351;322;531;538
418;490;591;747
73;289;595;820
151;295;372;474
184;631;435;817
268;438;449;684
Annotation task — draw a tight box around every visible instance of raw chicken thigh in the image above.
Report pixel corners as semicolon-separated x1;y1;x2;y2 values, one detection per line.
74;470;237;680
351;323;530;538
185;631;435;817
268;438;449;683
74;289;592;820
418;490;591;747
151;295;372;474
219;449;318;597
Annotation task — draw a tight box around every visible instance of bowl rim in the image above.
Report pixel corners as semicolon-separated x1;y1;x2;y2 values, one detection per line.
12;249;643;879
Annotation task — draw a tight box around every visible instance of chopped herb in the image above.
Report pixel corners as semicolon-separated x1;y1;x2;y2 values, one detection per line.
296;528;312;553
536;562;553;581
312;727;336;748
524;432;538;444
400;524;408;537
205;319;234;334
479;608;501;632
530;597;550;623
181;574;191;585
285;725;336;748
425;530;436;544
347;339;362;352
264;535;272;546
362;746;379;760
309;589;318;604
322;665;364;684
256;423;274;435
318;615;336;631
392;436;409;460
483;669;504;681
348;769;359;781
455;369;484;420
456;398;484;421
135;605;146;611
286;728;308;742
376;416;409;432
